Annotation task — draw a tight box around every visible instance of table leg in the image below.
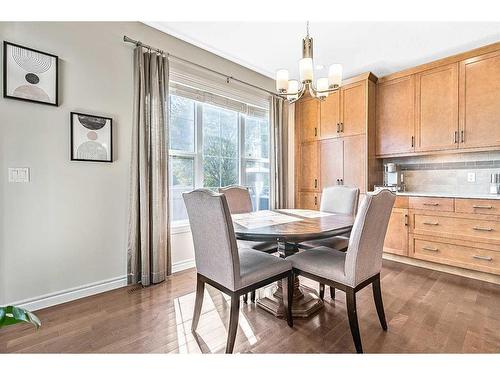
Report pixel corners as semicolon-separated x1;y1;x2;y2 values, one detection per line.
256;241;324;318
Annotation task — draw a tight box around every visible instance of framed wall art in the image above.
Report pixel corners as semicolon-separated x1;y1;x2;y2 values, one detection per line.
70;112;113;162
3;41;59;106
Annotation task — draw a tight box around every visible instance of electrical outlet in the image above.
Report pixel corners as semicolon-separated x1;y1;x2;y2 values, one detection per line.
8;167;30;183
467;172;476;183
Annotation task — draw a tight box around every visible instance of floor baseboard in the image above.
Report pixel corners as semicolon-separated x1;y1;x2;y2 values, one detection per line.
7;259;197;312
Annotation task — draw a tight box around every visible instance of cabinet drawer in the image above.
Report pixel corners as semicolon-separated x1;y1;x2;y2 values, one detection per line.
413;214;500;242
455;198;500;215
413;238;500;275
409;196;454;211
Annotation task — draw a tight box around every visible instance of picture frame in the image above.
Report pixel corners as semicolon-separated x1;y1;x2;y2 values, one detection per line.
3;41;59;106
70;112;113;163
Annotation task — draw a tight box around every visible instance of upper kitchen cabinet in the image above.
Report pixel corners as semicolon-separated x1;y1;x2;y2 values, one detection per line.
376;75;415;156
459;49;500;149
319;79;367;139
298;97;319;143
415;63;459;152
319;90;340;139
340;81;367;137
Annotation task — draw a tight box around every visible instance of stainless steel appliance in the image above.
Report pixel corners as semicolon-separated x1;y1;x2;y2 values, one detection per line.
383;163;405;192
490;173;500;194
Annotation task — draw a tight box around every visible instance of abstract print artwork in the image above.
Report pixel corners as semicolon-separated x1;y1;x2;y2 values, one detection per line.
71;112;113;162
3;41;58;106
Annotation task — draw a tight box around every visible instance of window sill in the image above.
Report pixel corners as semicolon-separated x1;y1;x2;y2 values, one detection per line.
171;220;191;235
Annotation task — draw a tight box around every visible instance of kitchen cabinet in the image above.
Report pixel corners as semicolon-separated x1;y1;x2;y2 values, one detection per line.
415;63;459;152
376;76;415;156
384;208;409;256
319;138;343;189
459;49;500;149
343;135;366;192
298;98;319;143
319;90;340;139
298;192;320;210
298;141;319;191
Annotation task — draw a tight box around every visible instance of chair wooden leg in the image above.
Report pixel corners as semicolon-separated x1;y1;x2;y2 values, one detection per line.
346;288;363;353
226;295;240;354
372;274;387;331
330;286;335;300
282;274;293;327
250;290;256;303
191;274;205;332
243;293;248;304
318;283;325;300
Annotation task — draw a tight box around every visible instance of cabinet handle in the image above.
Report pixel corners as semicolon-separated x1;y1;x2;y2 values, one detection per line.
314;179;318;189
340;178;344;185
473;255;492;262
340;122;344;132
473;226;493;232
404;214;409;226
423;203;439;206
422;246;438;252
314;127;317;137
472;205;493;209
454;131;458;144
336;123;340;133
314;196;318;206
461;130;465;143
411;136;414;148
423;222;439;226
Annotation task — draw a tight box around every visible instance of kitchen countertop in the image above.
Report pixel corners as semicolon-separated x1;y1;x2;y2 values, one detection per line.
394;191;500;200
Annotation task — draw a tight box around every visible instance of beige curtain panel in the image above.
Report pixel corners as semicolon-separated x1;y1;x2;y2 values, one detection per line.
271;96;289;209
127;47;171;286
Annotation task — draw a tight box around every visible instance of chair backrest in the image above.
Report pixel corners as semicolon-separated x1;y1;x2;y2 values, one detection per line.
218;185;253;214
320;186;360;215
183;189;240;290
344;190;396;287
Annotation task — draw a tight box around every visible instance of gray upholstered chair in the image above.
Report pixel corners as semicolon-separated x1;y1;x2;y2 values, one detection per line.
289;190;396;353
183;189;293;353
302;185;360;299
219;185;278;303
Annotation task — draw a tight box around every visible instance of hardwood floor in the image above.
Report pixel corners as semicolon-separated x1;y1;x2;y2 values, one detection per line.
2;259;500;353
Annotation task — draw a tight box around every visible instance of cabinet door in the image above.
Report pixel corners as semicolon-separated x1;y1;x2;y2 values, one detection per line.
340;81;366;137
376;76;415;156
319;138;343;189
299;141;319;191
459;50;500;149
299;98;319;143
320;90;340;139
415;63;459;151
298;192;319;210
383;208;409;256
343;135;366;193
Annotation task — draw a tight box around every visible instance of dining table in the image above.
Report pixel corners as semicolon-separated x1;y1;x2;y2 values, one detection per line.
232;209;355;319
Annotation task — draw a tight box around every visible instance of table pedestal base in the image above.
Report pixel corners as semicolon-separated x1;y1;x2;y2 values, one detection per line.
256;241;323;318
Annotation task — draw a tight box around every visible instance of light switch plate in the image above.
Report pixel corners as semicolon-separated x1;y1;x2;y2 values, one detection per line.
467;172;476;183
8;167;30;183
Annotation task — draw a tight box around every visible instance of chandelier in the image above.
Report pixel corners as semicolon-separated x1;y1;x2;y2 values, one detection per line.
275;22;343;103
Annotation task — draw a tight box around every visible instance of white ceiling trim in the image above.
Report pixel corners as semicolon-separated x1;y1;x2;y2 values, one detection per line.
145;21;275;78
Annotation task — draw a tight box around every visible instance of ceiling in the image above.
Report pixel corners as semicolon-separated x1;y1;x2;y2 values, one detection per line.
148;22;500;81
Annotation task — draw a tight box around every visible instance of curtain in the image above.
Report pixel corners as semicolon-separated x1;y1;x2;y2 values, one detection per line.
271;96;289;209
127;47;171;286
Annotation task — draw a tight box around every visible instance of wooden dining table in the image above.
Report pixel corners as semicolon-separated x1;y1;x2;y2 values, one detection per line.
232;209;355;319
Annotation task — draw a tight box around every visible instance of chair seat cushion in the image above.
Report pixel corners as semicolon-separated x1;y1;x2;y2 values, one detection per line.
288;246;347;285
238;248;291;290
237;240;277;253
300;236;349;252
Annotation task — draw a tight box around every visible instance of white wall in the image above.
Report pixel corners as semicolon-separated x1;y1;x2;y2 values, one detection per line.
0;22;274;307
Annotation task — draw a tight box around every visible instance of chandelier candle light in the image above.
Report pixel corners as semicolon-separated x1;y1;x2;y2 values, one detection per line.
276;22;343;103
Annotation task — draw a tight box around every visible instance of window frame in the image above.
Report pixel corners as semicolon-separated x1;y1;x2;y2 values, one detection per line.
168;91;271;227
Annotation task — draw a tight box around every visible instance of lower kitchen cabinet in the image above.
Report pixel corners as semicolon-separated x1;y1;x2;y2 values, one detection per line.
383;208;409;256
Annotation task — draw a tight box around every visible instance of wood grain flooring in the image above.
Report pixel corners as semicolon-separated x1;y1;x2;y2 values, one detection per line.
1;259;500;353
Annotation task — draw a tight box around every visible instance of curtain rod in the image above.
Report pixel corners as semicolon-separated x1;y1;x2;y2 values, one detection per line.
123;35;280;98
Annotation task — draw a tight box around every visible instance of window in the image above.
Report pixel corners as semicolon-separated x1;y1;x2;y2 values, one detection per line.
169;90;270;222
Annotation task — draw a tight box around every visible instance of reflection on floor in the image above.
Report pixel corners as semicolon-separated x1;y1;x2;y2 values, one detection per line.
1;259;500;353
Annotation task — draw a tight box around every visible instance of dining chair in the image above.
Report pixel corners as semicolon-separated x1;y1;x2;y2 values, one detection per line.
302;185;360;299
219;185;278;303
288;189;396;353
183;189;293;353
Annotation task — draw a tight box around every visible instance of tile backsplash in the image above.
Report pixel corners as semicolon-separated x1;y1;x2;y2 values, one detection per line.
383;151;500;195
